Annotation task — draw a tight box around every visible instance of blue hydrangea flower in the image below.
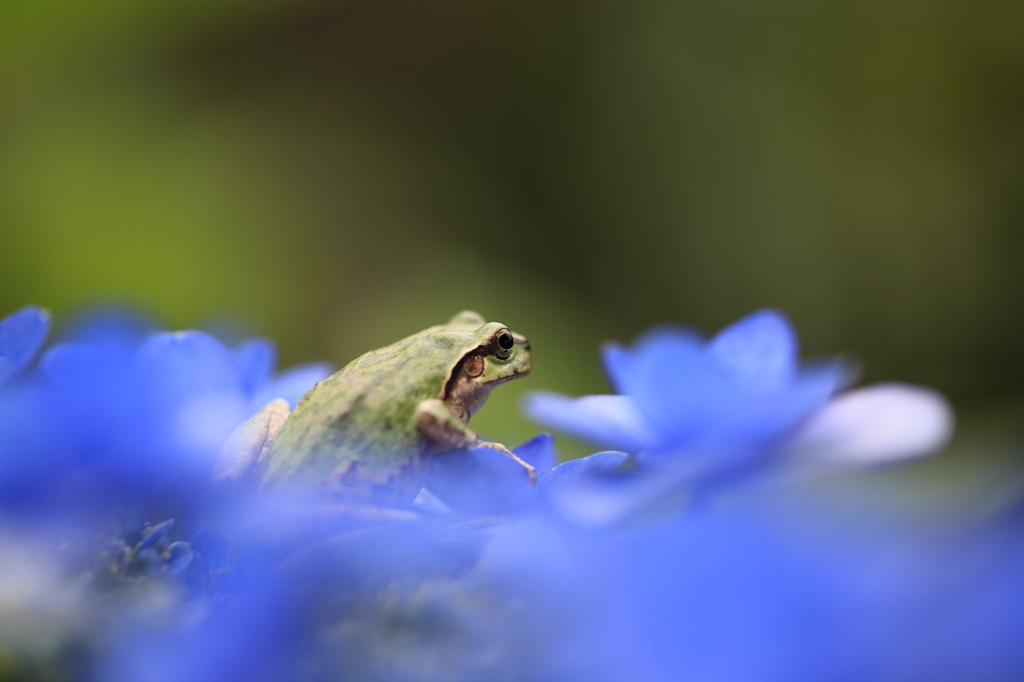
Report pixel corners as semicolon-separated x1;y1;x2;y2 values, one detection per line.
523;310;954;525
93;519;194;588
0;305;332;517
525;310;848;465
0;302;986;682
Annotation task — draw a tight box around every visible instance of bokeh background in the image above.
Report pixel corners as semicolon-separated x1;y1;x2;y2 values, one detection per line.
2;0;1023;453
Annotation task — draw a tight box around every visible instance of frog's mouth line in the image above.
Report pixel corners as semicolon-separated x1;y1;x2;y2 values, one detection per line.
483;365;531;387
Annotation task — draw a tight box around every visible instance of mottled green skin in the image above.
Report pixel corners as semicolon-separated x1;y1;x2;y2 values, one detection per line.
259;311;530;503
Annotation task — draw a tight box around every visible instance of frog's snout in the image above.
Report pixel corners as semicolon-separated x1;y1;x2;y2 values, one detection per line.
516;352;532;376
513;332;530;351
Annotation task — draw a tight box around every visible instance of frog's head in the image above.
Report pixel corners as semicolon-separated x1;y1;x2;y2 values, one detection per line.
469;323;531;386
442;314;531;410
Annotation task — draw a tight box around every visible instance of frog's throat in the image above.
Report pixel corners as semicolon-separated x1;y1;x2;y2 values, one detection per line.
443;366;529;407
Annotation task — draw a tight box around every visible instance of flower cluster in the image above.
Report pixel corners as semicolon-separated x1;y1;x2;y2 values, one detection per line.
3;303;1023;682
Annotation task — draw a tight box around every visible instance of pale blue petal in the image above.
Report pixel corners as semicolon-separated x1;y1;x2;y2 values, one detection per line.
191;528;232;573
136;331;246;403
234;337;277;394
601;327;703;395
539;451;628;491
785;383;954;466
425;438;547;516
522;392;656;453
513;433;558;473
707;309;797;391
606;337;733;445
0;305;51;386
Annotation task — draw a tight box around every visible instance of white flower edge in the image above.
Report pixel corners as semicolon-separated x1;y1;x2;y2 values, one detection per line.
784;383;954;467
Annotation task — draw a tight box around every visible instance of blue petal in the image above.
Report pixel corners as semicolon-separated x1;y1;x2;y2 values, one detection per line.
164;542;195;577
547;459;694;527
234;337;277;394
135;330;246;403
512;433;558;473
522;392;656;453
251;362;334;411
539;450;628;491
41;342;134;392
0;305;51;386
424;439;544;516
707;309;797;391
191;528;232;573
604;335;734;446
139;519;175;551
711;363;846;448
601;327;703;395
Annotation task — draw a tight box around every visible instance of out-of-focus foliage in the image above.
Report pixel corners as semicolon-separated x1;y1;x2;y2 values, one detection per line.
2;0;1024;449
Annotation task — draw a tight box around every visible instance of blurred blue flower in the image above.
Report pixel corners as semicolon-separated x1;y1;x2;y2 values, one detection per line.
523;310;953;524
525;309;847;463
0;303;995;682
93;519;194;589
0;305;332;518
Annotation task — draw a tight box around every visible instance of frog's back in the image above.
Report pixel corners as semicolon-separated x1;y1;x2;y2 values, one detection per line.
257;321;481;494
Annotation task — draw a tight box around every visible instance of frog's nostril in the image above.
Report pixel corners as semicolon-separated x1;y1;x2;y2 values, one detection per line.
513;333;530;350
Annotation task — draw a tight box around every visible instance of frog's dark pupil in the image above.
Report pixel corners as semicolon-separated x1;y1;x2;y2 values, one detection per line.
498;332;514;350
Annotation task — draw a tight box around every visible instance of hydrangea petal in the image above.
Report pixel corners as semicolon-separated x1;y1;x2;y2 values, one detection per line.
0;305;51;386
521;392;656;453
136;331;246;402
546;457;701;528
139;519;176;551
41;342;137;397
601;327;703;395
424;440;542;516
539;451;628;492
605;337;733;445
785;383;954;465
707;309;797;391
705;362;846;448
191;528;231;573
233;337;277;394
512;432;558;473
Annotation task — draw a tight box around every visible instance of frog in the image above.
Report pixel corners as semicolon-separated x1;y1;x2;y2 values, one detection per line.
213;311;535;507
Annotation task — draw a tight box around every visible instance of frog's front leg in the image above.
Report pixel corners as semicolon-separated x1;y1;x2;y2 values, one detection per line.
415;398;537;485
212;398;291;484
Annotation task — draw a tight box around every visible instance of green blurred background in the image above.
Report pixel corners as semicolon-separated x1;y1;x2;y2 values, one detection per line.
2;0;1023;451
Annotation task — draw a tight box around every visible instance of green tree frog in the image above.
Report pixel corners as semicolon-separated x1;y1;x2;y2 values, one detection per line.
215;311;535;506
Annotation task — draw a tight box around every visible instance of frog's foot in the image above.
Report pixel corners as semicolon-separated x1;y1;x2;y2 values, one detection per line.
476;440;538;486
415;398;537;486
212;398;291;484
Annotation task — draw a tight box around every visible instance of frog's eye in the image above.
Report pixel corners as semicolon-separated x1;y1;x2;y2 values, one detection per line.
493;330;515;360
